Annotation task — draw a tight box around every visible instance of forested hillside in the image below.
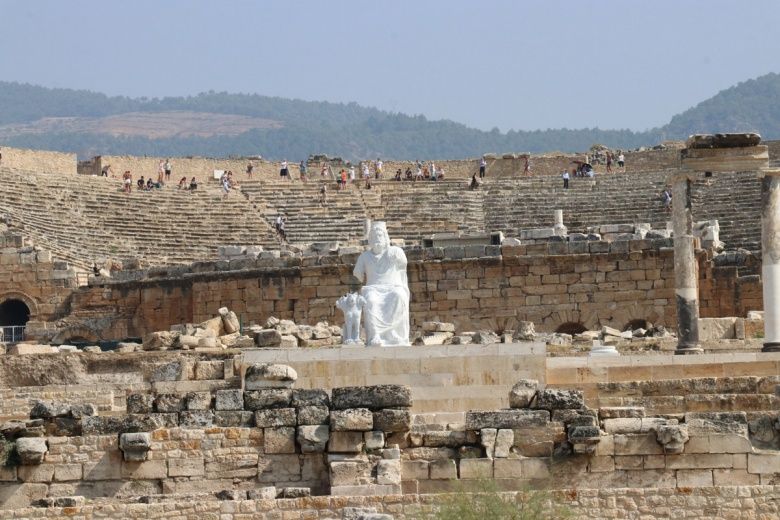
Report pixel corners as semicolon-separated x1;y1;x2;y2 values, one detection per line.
0;73;778;160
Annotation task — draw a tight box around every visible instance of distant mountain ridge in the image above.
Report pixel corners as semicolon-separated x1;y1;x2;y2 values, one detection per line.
0;73;778;160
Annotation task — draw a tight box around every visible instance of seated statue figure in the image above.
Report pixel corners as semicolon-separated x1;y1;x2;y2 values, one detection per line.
353;222;410;346
336;292;367;345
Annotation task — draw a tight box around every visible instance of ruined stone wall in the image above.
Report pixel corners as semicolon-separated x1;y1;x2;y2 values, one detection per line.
1;486;778;519
89;155;299;184
58;240;763;342
0;146;77;175
0;232;80;329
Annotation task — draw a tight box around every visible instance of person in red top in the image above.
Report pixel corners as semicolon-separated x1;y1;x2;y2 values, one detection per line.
340;169;348;190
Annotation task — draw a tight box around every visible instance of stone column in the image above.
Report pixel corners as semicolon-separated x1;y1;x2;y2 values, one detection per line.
670;172;702;354
553;210;566;236
761;169;780;352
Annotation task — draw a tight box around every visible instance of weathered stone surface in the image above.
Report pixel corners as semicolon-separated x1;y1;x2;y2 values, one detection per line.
254;329;282;347
376;459;401;485
29;401;72;419
179;410;214;428
297;406;330;425
373;408;411;433
214;389;243;411
481;428;497;459
126;393;154;414
184;392;212;411
154;394;185;413
465;409;549;430
656;425;689;454
330;409;374;431
331;385;412;410
15;438;47;465
244;363;297;389
264;427;296;454
244;389;293;410
330;461;373;486
247;486;277;500
142;331;179;351
213;411;254;428
194;360;224;380
533;389;584;410
297;425;329;453
364;431;385;451
494;429;514;458
422;321;455;333
119;432;151;462
328;431;364;453
254;408;297;428
423;431;467;448
218;307;240;334
291;389;330;408
599;407;646;419
150;361;182;382
508;379;538;408
686;133;761;149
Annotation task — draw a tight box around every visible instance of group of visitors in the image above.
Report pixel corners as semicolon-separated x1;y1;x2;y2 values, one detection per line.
220;171;240;198
391;160;446;182
274;214;287;241
177;176;198;191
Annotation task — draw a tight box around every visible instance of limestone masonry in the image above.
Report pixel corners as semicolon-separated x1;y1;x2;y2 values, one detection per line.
0;137;778;518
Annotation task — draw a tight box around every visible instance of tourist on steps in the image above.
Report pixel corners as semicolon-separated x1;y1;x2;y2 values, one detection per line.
122;170;132;193
280;160;289;180
299;160;307;182
562;170;570;189
479;156;486;179
618;152;625;168
164;158;172;181
189;177;198;191
246;162;254;178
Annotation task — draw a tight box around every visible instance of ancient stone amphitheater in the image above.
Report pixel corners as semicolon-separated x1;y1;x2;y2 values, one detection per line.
0;138;777;519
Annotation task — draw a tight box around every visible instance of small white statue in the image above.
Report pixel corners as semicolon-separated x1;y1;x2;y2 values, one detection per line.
336;292;367;345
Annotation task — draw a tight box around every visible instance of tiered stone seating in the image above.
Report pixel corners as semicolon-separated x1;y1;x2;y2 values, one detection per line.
0;167;277;269
690;172;761;252
239;180;371;243
484;171;672;235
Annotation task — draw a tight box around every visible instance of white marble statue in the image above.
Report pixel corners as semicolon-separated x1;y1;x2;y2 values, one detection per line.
336;292;367;344
353;221;410;346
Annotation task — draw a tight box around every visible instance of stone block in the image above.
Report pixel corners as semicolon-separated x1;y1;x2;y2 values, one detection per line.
665;453;734;469
714;469;760;486
154;393;185;413
373;409;411;432
599;407;645;419
245;363;297;388
328;431;364;453
376;459;402;485
330;461;373;486
205;454;259;479
126;393;154;414
401;460;429;480
194;360;224;380
493;459;523;478
244;388;293;409
533;389;584;410
364;431;385;451
52;464;81;482
465;409;549;430
168;458;205;477
247;486;277;500
331;385;412;410
480;428;497;459
676;469;713;487
588;456;615;473
330;408;374;431
459;458;493;479
747;453;780;474
708;434;753;454
494;429;514;458
17;465;54;483
214;389;243;411
264;427;296;454
521;458;551;479
508;379;538;408
298;406;330;425
614;433;665;456
429;459;457;479
185;391;212;411
119;432;151;462
254;408;297;427
15;438;47;465
179;410;214;428
292;389;330;407
121;460;167;479
83;451;123;480
213;411;254;427
297;425;329;453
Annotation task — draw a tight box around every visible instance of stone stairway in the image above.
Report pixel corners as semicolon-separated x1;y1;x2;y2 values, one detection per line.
0;168;277;269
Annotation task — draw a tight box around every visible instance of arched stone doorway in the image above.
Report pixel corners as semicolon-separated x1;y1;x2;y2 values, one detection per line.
0;298;31;343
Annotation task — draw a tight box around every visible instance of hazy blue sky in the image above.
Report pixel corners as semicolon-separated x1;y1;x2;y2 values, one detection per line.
2;0;779;132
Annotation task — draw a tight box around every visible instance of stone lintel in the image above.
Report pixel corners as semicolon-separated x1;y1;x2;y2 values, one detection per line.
680;145;769;172
760;168;780;178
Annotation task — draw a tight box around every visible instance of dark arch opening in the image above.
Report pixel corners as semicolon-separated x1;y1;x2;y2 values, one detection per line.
0;299;30;327
624;319;648;332
556;322;587;335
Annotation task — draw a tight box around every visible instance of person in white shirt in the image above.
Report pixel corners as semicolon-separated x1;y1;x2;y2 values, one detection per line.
562;170;570;189
375;159;383;179
618;153;625;168
479;157;487;178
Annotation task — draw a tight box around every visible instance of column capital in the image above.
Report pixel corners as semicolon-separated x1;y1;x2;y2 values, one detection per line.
680;145;769;172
